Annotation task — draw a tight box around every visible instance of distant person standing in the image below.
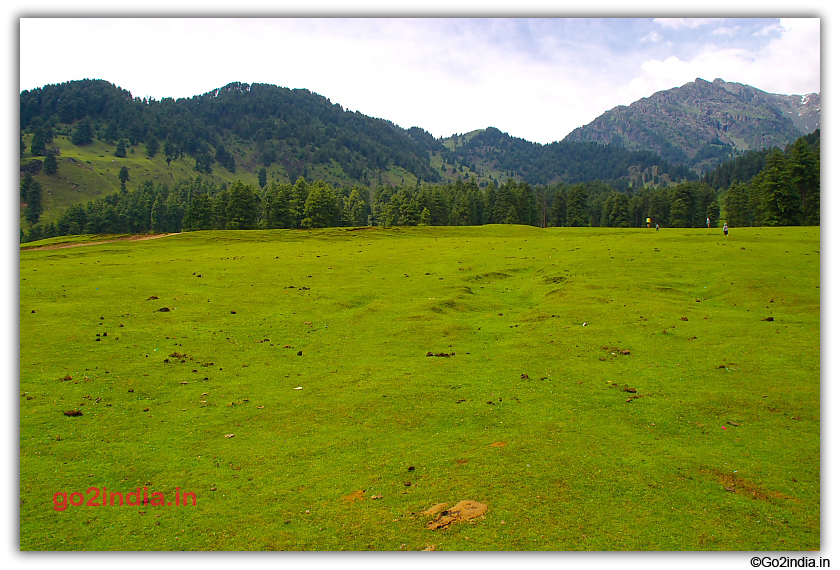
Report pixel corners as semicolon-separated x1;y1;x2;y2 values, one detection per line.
723;223;728;236
655;223;660;231
646;217;651;228
707;217;711;228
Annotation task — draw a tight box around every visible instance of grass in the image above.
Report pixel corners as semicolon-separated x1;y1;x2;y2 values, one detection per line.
19;225;820;550
18;234;136;250
20;133;264;227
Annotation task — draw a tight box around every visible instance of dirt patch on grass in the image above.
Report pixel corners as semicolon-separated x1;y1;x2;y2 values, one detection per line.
23;233;178;251
425;500;488;530
705;469;799;502
489;441;507;448
343;490;365;503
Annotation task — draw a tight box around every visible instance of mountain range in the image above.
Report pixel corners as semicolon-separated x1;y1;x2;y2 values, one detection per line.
19;77;819;225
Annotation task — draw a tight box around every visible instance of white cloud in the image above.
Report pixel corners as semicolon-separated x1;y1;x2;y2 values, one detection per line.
754;22;784;36
640;31;663;43
712;26;741;37
623;55;694;102
653;18;723;30
621;17;820;104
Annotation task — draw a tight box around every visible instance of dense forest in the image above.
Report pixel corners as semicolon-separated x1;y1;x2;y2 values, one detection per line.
20;128;818;243
20;79;443;186
446;127;697;186
21;79;700;192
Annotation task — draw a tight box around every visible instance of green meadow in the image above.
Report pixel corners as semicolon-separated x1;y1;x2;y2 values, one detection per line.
19;225;820;551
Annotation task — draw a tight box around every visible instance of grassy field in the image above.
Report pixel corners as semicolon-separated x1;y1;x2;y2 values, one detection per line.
19;225;820;551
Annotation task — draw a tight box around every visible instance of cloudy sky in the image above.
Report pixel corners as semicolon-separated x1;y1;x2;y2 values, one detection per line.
17;13;820;145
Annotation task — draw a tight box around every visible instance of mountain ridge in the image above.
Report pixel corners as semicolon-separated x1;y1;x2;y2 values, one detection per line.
562;77;819;172
20;77;819;226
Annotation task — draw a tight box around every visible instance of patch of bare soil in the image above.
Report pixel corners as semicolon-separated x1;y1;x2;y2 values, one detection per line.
705;469;799;502
421;503;449;516
25;233;178;251
425;500;488;530
343;490;365;503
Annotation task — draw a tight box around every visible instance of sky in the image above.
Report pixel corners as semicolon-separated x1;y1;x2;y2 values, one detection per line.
17;14;821;145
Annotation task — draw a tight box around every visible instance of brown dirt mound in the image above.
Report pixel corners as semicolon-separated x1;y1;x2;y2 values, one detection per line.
343;490;365;502
425;500;488;530
421;503;449;516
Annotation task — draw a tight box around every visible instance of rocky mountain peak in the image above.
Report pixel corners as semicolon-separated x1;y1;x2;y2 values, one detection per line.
562;78;819;172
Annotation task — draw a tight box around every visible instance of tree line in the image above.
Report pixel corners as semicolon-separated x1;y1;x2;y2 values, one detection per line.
21;174;720;243
21;128;820;243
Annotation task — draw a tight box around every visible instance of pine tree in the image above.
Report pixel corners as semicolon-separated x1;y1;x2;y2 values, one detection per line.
24;180;43;224
610;192;631;228
20;173;33;201
30;128;47;156
759;149;800;226
565;184;589;227
226;181;260;229
71;119;94;146
118;166;130;190
787;137;820;225
43;152;58;175
165;192;185;232
723;182;749;227
184;193;214;231
302;181;339;228
104;120;119;143
504;204;519;225
146;136;160;158
342;188;367;227
150;194;167;233
419;207;431;226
